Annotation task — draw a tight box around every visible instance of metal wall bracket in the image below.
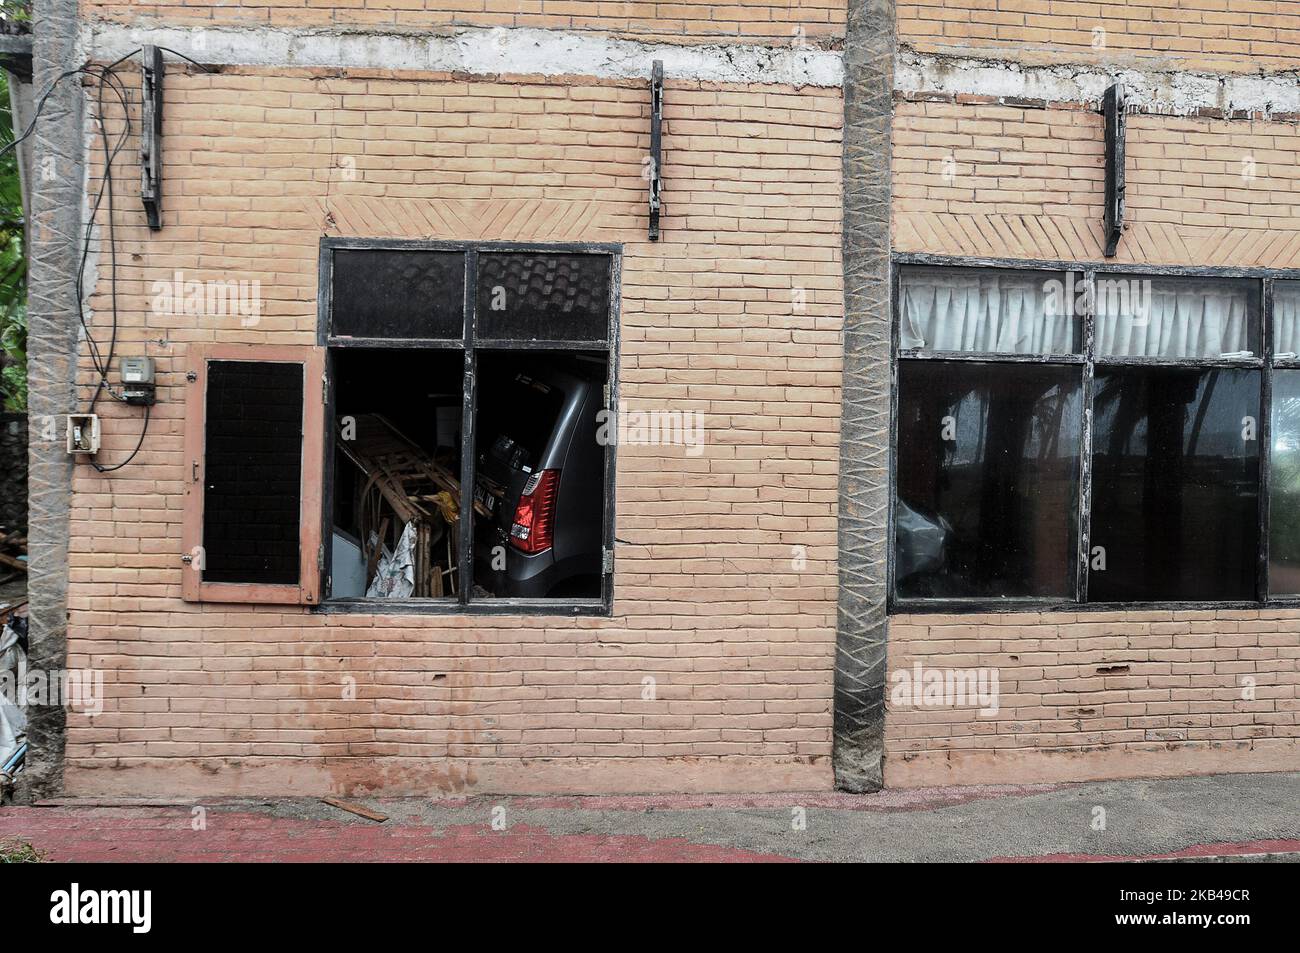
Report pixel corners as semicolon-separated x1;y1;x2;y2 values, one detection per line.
648;60;663;242
140;45;164;231
1102;82;1126;258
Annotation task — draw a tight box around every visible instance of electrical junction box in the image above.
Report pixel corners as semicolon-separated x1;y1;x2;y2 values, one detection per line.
120;356;157;405
67;414;101;455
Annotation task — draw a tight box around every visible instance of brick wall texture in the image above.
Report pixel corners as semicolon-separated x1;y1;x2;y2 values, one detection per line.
899;0;1300;73
59;0;1300;795
66;66;844;796
895;101;1300;271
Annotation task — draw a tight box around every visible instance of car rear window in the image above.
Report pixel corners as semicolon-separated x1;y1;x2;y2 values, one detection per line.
479;371;566;465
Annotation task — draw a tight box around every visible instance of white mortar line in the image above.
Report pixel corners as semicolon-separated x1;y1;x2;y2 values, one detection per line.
81;23;845;87
897;48;1300;117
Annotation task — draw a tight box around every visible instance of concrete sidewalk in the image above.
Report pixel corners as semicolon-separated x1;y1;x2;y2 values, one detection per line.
1;772;1297;862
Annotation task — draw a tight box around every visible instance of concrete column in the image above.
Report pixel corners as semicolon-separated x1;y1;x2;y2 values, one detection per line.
19;0;83;801
834;0;895;792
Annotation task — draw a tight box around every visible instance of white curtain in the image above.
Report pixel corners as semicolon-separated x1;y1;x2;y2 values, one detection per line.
1276;283;1300;360
900;270;1073;355
1094;278;1253;359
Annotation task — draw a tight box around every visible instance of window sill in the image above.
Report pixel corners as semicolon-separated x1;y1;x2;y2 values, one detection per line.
314;597;611;617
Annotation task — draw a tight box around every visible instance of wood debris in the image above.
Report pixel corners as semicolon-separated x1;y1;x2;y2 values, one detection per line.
0;529;26;576
321;797;389;823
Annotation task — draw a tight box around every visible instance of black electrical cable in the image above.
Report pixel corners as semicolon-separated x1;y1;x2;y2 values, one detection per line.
92;401;151;473
86;60;153;472
0;48;142;161
86;45;220;470
77;67;127;384
0;49;153;471
82;62;133;413
0;60;134;393
154;46;216;73
0;46;220;474
0;67;86;161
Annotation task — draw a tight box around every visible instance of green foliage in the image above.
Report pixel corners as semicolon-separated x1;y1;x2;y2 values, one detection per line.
0;304;23;410
0;2;32;34
0;840;45;863
0;68;26;411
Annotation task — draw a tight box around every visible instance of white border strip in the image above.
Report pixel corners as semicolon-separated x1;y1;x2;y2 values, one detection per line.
897;48;1300;117
82;23;844;87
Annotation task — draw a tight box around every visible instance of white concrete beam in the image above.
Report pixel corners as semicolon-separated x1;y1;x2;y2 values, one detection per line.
82;23;845;88
897;47;1300;118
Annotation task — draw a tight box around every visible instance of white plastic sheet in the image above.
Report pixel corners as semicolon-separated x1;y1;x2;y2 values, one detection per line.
0;623;25;766
366;523;416;599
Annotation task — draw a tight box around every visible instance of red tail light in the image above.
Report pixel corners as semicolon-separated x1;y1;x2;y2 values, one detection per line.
510;469;559;553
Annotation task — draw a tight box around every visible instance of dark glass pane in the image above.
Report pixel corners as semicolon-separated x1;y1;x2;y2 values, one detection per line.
899;266;1079;355
895;361;1081;599
331;249;464;339
1089;367;1259;602
477;253;610;342
203;360;303;585
1269;370;1300;595
1094;274;1259;359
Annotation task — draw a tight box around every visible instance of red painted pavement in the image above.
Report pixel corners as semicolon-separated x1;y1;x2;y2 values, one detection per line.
0;808;797;863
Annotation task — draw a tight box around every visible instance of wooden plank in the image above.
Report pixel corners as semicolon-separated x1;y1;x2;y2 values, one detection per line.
321;797;389;823
366;516;390;585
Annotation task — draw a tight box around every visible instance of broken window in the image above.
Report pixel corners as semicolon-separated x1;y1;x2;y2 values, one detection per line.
472;351;608;601
322;242;617;610
329;349;465;600
893;266;1284;609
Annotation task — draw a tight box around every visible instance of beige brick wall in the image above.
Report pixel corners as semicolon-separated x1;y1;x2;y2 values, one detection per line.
888;97;1300;786
895;100;1300;267
66;66;843;796
888;612;1300;786
899;0;1300;73
82;0;846;43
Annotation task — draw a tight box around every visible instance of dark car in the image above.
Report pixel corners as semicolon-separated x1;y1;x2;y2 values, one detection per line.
894;499;951;594
473;357;606;598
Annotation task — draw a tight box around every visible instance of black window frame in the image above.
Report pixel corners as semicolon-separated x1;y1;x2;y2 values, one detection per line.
890;253;1300;614
316;237;622;617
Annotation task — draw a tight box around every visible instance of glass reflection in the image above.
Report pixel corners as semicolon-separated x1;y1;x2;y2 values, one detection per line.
895;361;1082;599
1269;370;1300;595
1089;367;1260;602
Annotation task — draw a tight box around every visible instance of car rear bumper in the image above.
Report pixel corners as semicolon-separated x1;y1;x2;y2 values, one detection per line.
473;530;558;599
